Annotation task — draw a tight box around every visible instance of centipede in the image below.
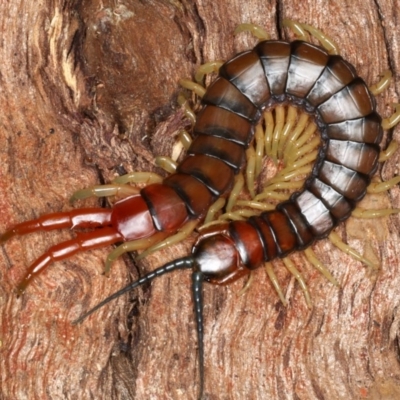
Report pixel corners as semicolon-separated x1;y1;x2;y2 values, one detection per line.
2;21;400;398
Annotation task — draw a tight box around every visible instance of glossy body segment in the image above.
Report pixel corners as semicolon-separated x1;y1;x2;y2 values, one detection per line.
190;38;385;285
218;50;271;107
286;41;329;98
255;40;291;96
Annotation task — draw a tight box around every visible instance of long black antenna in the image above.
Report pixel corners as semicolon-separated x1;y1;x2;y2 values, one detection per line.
192;271;205;400
72;256;195;325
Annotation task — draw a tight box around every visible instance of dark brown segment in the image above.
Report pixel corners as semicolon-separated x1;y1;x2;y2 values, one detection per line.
262;210;298;256
318;160;369;201
326;113;383;144
164;173;213;217
286;41;329;98
188;134;246;172
218;50;271;107
318;78;375;123
177;154;234;196
326;140;379;175
141;184;188;232
229;221;264;269
293;190;334;238
194;105;254;146
307;56;357;106
250;216;278;261
255;40;291;96
202;77;260;121
307;178;354;221
277;201;314;249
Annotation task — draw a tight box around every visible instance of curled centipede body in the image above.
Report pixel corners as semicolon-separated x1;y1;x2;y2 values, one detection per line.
2;21;400;398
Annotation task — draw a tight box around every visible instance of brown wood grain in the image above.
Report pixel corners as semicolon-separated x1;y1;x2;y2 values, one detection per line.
1;1;400;399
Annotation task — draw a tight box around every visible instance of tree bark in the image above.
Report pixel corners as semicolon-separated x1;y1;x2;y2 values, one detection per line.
1;1;400;399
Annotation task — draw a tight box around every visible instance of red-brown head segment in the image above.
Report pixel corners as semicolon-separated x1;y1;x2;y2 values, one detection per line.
192;225;250;284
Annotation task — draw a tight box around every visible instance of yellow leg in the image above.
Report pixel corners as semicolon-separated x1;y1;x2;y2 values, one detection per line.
381;104;400;130
282;257;312;308
194;60;224;84
204;198;226;224
70;184;140;203
328;231;379;269
369;70;392;95
245;147;256;198
226;173;245;213
104;232;168;274
137;220;199;260
352;207;400;219
179;78;206;97
155;156;178;174
265;262;287;306
283;19;339;55
233;23;270;41
113;172;163;185
178;130;192;151
237;272;254;296
379;140;398;162
177;92;196;125
367;176;400;193
303;248;339;286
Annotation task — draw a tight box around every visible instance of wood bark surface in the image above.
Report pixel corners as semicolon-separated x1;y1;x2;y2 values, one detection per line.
1;1;400;399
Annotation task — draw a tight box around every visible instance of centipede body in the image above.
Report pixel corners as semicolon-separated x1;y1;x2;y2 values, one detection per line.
0;4;400;400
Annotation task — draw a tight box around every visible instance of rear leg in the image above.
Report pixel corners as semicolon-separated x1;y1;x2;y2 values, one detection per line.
0;207;120;294
16;227;123;295
0;208;112;243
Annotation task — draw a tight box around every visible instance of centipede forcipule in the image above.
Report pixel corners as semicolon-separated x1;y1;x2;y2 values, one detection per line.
2;7;400;400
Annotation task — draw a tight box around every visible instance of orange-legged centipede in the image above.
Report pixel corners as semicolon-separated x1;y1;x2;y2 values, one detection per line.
2;22;399;398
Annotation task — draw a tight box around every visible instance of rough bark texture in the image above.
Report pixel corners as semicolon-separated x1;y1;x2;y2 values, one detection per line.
1;1;400;399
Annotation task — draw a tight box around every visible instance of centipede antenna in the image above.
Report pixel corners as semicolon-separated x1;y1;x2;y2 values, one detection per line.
72;256;195;325
192;271;205;400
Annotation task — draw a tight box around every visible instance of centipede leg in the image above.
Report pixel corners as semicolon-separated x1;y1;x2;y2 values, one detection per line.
352;177;400;219
0;208;113;243
194;60;224;84
233;23;270;41
282;257;312;308
367;176;400;194
177;92;197;124
381;104;400;130
70;184;140;203
303;248;339;286
379;140;399;162
328;231;379;269
70;172;165;203
283;19;339;54
369;70;392;95
16;227;122;295
104;231;169;274
264;262;287;305
137;220;199;260
112;172;163;185
204;198;226;224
